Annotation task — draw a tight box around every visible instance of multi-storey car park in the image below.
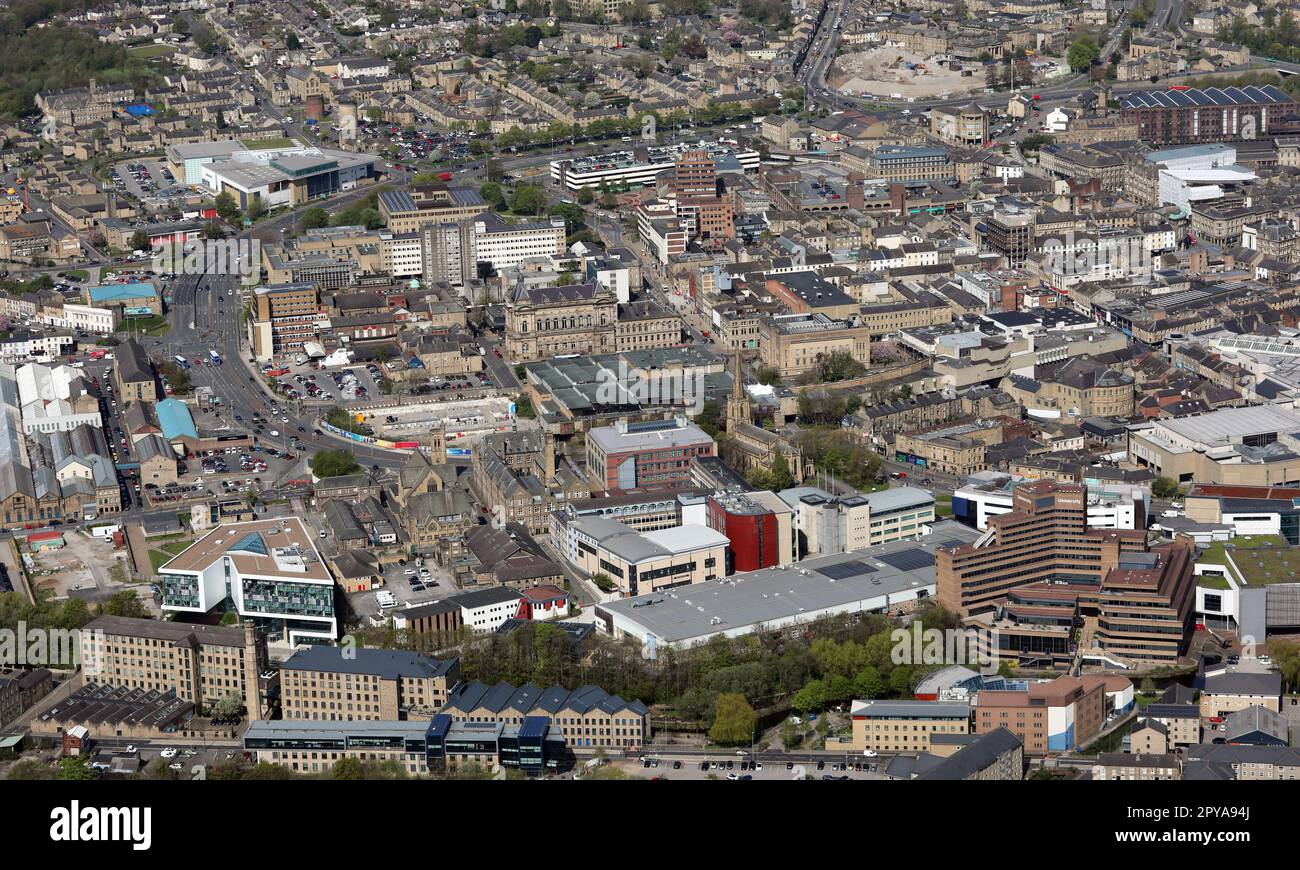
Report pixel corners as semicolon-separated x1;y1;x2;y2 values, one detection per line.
550;141;761;192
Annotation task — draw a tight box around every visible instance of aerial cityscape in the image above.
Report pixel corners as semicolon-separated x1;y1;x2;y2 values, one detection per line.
0;0;1299;807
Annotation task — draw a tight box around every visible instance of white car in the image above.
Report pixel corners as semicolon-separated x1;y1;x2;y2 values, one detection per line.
269;430;279;437
862;749;879;758
125;745;137;754
159;747;178;759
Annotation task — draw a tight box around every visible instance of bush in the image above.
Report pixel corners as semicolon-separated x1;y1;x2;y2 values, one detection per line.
310;448;361;478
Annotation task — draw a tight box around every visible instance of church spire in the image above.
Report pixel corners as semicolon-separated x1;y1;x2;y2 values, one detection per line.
727;350;750;429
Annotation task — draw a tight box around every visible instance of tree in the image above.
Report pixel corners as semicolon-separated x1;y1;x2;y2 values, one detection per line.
129;229;151;251
509;184;548;215
791;679;829;714
214;191;240;223
1068;35;1100;72
576;186;595;206
211;691;243;723
299;206;330;231
57;756;97;780
285;32;301;50
479;181;506;210
853;666;885;699
97;590;149;619
548;201;586;234
709;692;758;745
332;757;365;780
310;448;362;478
756;366;782;386
766;452;794;490
1152;477;1181;499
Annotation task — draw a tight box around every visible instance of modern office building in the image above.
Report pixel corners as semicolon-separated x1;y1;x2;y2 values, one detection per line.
471;216;567;273
847;700;972;754
705;490;795;572
937;481;1197;665
1184;483;1300;542
550;143;760;192
242;715;568;776
952;473;1148;531
982;207;1036;266
196;144;379;210
974;675;1107;755
937;481;1146;616
585;416;716;491
78;615;269;718
378;187;489;233
779;485;936;557
247;282;320;362
671;150;720;198
159;517;337;644
279;646;461;721
552;515;728;596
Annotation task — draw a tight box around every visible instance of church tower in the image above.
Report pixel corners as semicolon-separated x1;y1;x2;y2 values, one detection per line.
726;351;750;430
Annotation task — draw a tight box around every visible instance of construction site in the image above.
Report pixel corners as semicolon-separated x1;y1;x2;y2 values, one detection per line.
829;48;980;100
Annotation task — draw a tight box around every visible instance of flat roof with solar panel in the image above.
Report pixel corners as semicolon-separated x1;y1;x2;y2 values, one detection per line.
877;550;938;572
816;560;878;580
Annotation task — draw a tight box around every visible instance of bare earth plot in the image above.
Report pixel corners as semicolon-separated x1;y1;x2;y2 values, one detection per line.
830;48;978;99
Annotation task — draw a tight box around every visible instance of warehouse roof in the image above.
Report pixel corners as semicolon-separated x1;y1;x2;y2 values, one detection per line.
597;521;980;644
156;398;197;441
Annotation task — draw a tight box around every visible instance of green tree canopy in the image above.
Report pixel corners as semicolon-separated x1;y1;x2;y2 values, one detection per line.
310;448;362;478
708;692;758;745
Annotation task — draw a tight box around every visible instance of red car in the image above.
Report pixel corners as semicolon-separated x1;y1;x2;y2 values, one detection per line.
1208;716;1224;724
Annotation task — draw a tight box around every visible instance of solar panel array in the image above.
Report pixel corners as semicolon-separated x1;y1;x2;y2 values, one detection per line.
876;550;937;572
1120;85;1292;109
817;560;878;580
